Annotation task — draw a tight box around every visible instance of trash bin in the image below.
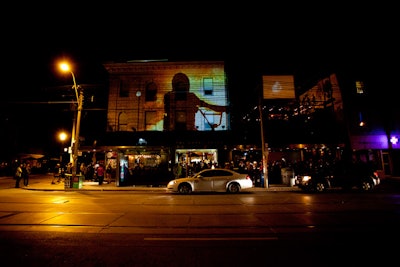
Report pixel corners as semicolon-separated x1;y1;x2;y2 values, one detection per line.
64;174;83;189
72;174;84;189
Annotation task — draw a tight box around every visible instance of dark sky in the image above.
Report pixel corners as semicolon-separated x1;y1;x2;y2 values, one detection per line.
1;3;397;158
4;3;396;100
2;1;399;93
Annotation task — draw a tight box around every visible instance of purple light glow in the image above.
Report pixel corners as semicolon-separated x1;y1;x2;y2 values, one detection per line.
390;136;398;145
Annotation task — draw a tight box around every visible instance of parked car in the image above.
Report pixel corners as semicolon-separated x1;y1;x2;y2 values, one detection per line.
167;168;254;194
295;160;380;192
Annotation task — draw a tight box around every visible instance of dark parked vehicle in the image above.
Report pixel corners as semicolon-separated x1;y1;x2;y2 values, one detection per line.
295;160;380;192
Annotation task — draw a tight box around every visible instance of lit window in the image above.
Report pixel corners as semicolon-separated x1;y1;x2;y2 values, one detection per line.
356;81;365;94
203;78;213;95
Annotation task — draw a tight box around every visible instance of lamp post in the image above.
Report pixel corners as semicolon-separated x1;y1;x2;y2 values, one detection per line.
59;62;83;177
136;91;141;131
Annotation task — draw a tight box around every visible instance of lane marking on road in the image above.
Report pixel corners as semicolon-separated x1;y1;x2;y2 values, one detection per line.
144;237;278;241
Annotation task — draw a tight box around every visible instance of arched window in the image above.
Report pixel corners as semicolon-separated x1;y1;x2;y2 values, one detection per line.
172;73;189;101
118;112;128;131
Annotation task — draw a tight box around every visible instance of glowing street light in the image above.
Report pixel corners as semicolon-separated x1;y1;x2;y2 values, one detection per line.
59;61;83;178
58;131;68;164
59;132;68;142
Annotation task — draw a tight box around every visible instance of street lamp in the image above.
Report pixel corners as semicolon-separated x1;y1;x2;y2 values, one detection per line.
136;91;141;131
58;131;68;164
59;62;83;177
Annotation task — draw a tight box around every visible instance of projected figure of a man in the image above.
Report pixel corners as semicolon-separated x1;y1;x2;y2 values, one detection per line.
164;73;227;131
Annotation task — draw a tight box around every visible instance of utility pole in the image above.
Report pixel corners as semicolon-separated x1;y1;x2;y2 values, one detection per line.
259;100;269;188
59;62;83;180
72;86;83;176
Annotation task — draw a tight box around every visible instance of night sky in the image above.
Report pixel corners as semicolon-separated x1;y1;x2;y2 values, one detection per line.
1;3;396;159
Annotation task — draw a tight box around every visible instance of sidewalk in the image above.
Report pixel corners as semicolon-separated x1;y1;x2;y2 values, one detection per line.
16;173;300;192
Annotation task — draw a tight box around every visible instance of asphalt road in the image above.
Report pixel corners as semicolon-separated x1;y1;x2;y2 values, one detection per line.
0;176;399;267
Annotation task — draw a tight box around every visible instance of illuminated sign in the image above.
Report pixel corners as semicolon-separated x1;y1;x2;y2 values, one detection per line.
262;75;295;99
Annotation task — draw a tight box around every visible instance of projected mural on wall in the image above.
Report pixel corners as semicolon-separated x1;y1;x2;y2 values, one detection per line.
104;61;229;132
298;73;343;114
263;75;295;99
164;73;228;131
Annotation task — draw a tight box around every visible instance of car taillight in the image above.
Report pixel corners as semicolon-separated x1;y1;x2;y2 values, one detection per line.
246;175;251;180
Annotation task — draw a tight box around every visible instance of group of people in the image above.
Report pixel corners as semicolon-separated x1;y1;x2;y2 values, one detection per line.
14;160;95;188
50;161;113;186
95;162;113;185
76;161;113;185
14;162;31;188
51;163;66;184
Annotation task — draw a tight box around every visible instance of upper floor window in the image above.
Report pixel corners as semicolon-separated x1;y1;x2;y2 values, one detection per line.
203;77;213;95
145;111;160;130
118;112;128;131
356;81;365;94
145;82;157;102
172;73;190;101
119;80;130;97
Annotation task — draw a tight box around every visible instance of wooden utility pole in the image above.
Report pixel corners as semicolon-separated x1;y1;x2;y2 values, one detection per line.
259;102;269;188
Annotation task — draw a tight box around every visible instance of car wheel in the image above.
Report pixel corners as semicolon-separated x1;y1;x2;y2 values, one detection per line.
360;181;373;191
315;182;326;192
178;183;192;194
227;183;240;193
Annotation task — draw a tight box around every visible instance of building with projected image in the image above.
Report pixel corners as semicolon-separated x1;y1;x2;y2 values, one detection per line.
75;60;399;187
80;60;236;186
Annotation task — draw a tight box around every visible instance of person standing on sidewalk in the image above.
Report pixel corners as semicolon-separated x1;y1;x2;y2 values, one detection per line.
96;163;105;185
106;162;112;184
14;163;23;188
23;163;31;186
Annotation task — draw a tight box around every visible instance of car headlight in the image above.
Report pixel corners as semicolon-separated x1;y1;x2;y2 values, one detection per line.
167;180;176;186
302;176;311;182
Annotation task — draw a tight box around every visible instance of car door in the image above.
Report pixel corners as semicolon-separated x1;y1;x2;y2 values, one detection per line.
210;170;232;191
193;170;214;191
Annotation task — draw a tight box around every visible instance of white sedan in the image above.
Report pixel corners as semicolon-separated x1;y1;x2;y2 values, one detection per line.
167;168;254;194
